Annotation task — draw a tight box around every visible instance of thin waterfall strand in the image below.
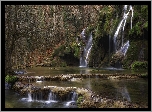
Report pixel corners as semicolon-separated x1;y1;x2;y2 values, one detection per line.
79;30;93;67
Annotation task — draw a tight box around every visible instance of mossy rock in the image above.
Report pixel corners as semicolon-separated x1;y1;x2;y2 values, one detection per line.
122;40;148;69
110;51;124;68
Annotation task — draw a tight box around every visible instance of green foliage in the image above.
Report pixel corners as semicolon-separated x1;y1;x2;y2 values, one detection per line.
122;40;148;69
74;46;80;58
77;95;84;108
131;61;148;70
52;45;65;57
143;21;148;29
71;42;80;58
64;46;71;54
122;59;132;69
53;41;80;59
122;41;139;69
129;5;148;38
129;22;142;37
5;75;18;86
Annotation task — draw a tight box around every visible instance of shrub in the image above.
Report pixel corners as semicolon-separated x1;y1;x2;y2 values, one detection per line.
131;61;148;70
76;95;84;108
5;75;18;89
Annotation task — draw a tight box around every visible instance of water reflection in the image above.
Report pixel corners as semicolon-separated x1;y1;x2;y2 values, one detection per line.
118;86;131;102
80;68;90;74
22;67;147;76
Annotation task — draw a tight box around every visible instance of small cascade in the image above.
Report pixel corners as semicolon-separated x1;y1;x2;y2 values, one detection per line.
67;91;78;101
24;91;46;102
48;92;57;102
28;93;32;102
44;91;58;104
71;91;77;101
79;29;93;67
65;91;77;108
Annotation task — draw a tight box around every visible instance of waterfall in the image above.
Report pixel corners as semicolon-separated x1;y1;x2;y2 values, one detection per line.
79;29;93;67
111;5;133;68
28;93;32;102
113;5;133;52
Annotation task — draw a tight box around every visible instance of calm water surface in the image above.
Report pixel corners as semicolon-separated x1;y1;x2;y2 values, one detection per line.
20;66;147;76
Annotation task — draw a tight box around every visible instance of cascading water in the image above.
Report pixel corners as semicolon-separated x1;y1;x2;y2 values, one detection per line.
113;5;133;52
49;92;57;101
110;5;133;68
71;91;77;101
79;28;93;67
46;91;57;103
66;91;77;107
22;90;78;104
28;93;32;102
118;40;130;56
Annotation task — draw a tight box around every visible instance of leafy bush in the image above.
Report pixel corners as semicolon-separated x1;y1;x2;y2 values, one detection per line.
52;45;65;57
76;95;84;108
131;61;148;70
122;40;148;69
5;75;18;89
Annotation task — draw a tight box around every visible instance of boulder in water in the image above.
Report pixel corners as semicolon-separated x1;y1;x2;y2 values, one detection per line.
110;51;124;68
